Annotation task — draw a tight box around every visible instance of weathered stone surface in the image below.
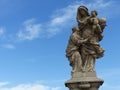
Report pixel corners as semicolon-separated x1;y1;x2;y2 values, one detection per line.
65;81;103;90
65;5;106;90
66;6;106;73
65;72;103;85
65;72;103;90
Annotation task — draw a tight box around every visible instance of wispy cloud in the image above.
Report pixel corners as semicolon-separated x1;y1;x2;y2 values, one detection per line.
86;0;112;9
86;0;120;18
45;3;78;37
44;0;115;37
17;3;78;40
0;44;15;49
18;0;115;40
2;0;118;42
0;27;5;38
0;82;61;90
17;18;42;41
0;82;9;87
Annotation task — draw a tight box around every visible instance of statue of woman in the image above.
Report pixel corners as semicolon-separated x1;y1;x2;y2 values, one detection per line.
66;27;88;73
77;6;105;72
76;6;90;30
66;6;106;73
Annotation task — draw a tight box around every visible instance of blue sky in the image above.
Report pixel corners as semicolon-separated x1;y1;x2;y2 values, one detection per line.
0;0;120;90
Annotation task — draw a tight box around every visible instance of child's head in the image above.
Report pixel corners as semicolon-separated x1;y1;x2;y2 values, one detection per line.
72;27;79;33
91;10;98;17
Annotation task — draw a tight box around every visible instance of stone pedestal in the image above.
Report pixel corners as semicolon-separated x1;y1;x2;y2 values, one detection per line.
65;72;103;90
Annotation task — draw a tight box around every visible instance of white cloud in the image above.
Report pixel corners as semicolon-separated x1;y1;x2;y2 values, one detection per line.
0;27;5;38
86;0;120;19
51;87;61;90
17;3;78;40
43;0;115;38
45;0;114;37
0;0;118;42
46;4;78;37
17;18;41;41
86;0;112;9
16;0;118;40
0;82;9;87
0;44;15;49
0;82;61;90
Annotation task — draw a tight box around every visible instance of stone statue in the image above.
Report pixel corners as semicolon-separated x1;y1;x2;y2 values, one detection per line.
65;5;106;90
66;6;106;73
66;27;88;73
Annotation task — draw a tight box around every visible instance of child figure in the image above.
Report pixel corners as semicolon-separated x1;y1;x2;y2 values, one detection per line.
90;10;102;34
89;10;102;44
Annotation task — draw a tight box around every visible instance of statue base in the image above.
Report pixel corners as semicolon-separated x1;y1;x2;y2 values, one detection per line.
65;72;103;90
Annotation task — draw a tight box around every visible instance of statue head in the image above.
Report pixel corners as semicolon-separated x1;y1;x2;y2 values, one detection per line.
99;18;106;25
99;18;106;30
72;27;79;33
77;6;89;16
91;10;98;17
